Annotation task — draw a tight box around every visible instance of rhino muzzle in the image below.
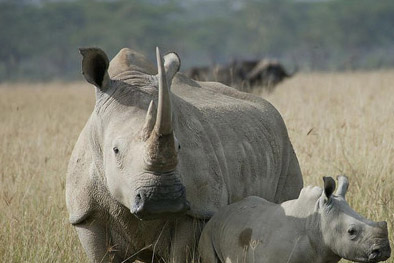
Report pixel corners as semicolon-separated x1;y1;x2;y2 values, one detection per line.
366;222;391;262
367;242;391;262
130;173;190;220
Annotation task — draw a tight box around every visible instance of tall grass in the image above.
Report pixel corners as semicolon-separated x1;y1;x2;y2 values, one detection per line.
0;82;92;262
0;72;393;262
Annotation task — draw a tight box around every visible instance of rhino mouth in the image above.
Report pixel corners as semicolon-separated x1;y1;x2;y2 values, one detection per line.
130;175;190;220
131;194;190;220
350;246;391;263
366;247;391;263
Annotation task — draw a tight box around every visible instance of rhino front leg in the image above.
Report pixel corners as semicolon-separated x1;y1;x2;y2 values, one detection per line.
169;217;205;263
74;217;123;263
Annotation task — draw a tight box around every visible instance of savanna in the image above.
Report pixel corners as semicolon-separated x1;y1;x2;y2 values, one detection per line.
0;71;393;262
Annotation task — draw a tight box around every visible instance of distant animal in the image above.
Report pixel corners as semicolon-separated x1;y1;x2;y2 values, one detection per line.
222;59;260;89
184;59;294;93
246;59;296;92
184;60;258;87
184;65;213;81
66;47;303;262
199;176;391;263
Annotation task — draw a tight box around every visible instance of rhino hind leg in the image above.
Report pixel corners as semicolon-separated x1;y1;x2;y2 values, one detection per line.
275;151;303;203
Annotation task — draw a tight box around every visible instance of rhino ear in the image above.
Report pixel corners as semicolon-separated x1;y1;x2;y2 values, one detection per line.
163;52;180;85
335;175;349;198
80;47;110;90
323;176;336;201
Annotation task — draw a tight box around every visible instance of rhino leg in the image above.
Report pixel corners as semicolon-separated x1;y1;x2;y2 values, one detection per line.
169;217;205;263
275;150;303;203
74;217;123;263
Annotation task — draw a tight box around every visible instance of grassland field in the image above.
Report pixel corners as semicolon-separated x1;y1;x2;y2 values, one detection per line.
0;71;393;262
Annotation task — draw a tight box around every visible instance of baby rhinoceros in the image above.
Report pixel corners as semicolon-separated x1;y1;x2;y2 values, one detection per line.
199;176;391;263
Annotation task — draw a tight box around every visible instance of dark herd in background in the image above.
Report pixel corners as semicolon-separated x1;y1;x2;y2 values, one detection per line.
184;59;295;93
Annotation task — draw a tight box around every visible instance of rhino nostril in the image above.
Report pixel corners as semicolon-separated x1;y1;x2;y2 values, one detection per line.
135;193;143;205
369;249;381;260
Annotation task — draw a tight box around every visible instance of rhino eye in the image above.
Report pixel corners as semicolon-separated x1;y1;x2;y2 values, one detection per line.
113;147;119;154
347;227;357;238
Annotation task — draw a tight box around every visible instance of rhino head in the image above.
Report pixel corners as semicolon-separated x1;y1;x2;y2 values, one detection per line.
319;176;391;262
79;47;190;220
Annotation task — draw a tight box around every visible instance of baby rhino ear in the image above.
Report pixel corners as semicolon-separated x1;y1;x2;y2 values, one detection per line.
323;176;336;201
335;175;349;198
79;47;110;90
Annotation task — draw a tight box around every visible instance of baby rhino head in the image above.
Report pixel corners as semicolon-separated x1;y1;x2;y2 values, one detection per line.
319;176;391;262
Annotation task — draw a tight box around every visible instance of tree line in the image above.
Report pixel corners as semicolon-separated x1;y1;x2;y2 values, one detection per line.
0;0;393;81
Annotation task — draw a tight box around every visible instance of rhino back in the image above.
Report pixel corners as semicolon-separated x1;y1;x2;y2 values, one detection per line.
171;75;294;216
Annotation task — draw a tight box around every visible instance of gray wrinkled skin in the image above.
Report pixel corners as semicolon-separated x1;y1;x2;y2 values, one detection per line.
199;176;391;263
65;47;303;262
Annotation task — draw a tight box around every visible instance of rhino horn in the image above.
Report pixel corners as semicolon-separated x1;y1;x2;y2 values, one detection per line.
143;47;178;172
155;47;173;135
142;100;157;141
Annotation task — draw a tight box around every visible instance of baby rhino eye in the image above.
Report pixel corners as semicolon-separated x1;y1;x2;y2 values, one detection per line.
113;147;119;154
347;226;358;239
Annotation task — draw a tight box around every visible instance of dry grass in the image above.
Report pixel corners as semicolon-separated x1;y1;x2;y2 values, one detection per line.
0;71;393;262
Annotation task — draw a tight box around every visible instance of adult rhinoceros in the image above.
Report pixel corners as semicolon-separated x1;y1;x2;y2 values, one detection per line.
66;47;303;262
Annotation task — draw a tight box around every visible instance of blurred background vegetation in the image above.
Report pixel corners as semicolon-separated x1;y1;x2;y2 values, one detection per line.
0;0;393;81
